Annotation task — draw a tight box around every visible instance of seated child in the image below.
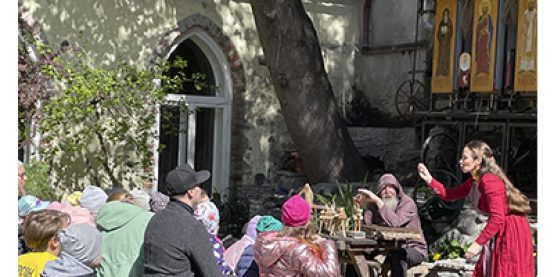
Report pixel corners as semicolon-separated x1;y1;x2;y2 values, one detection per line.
18;210;70;277
224;215;261;271
194;190;235;276
42;223;102;277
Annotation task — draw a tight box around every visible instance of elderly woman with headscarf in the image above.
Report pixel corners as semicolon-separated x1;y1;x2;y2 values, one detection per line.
253;195;340;277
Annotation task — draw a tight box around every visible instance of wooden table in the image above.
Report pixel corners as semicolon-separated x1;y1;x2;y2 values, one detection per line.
323;225;421;277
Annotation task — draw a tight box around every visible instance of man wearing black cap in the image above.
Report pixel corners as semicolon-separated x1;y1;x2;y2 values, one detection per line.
143;165;223;277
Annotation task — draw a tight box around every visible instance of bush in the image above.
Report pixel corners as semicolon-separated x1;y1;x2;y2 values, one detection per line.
431;239;470;261
25;159;58;201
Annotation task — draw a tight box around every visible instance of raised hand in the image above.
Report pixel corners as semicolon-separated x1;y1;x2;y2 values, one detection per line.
417;163;433;184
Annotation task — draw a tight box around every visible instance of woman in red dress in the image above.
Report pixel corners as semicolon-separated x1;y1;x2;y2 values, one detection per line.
417;140;534;277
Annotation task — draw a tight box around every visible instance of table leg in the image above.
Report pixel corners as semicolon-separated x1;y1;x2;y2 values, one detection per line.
347;251;370;277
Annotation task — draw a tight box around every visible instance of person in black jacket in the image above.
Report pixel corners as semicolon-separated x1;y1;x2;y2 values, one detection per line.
143;165;223;277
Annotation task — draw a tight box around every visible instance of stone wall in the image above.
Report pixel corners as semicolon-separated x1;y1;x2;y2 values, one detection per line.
348;127;421;181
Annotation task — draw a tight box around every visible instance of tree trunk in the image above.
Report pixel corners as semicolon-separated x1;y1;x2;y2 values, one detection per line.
250;0;369;184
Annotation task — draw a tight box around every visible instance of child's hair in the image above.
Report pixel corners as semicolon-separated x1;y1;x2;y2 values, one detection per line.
279;220;317;241
107;190;135;204
23;210;70;251
279;221;323;257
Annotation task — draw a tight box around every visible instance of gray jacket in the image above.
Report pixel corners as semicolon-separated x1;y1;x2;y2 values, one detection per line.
42;252;96;277
143;200;223;277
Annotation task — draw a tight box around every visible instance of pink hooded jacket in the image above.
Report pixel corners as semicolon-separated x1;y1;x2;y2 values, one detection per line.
363;174;428;257
223;215;261;271
253;230;340;277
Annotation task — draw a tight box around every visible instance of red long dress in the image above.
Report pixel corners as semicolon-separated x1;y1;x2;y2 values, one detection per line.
429;173;535;277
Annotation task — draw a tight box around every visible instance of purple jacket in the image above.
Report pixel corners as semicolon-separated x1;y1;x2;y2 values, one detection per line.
363;174;428;257
253;231;340;277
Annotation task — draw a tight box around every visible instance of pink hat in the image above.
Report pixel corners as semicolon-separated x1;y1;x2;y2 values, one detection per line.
281;195;311;227
48;201;96;227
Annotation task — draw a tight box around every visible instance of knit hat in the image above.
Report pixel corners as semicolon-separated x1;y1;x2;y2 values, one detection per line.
281;195;311;227
256;215;283;233
80;186;108;214
57;223;101;267
194;200;220;235
18;195;50;217
67;191;82;207
130;189;151;211
165;165;210;196
47;201;96;227
245;215;261;239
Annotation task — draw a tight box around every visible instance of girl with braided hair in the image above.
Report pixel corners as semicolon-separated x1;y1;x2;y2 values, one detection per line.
417;139;534;277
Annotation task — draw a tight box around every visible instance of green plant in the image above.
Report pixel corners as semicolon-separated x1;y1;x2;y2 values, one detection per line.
415;185;435;201
336;183;356;220
315;180;366;229
25;159;57;201
315;193;336;207
432;239;471;261
19;34;204;190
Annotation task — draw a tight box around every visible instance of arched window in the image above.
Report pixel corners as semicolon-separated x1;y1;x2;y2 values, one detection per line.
156;31;232;197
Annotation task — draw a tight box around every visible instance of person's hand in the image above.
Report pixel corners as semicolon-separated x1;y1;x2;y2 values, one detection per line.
417;163;433;185
353;193;367;206
357;189;378;202
464;242;483;261
357;189;384;208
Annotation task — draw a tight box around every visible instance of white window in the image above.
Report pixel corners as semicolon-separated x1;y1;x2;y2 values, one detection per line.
154;31;232;199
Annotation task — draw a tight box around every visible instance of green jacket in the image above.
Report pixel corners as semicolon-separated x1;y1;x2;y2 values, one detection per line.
96;201;153;277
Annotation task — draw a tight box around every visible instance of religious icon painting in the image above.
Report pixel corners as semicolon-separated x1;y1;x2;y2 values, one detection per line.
514;0;537;92
431;0;457;93
470;0;498;92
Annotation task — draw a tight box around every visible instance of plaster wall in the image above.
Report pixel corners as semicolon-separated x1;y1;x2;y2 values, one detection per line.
22;0;362;191
353;0;434;120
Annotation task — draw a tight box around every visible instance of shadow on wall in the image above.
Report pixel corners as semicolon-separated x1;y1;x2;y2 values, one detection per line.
24;0;376;194
47;134;141;195
26;0;224;66
345;88;410;127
